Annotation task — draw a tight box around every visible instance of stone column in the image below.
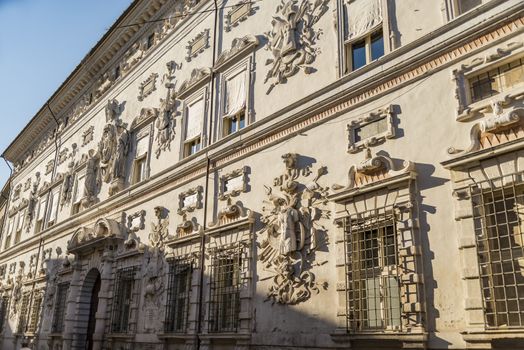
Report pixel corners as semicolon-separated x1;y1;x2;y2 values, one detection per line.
61;259;82;350
91;251;114;350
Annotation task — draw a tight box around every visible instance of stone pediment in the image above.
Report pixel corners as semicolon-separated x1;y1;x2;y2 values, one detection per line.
177;68;211;98
214;35;259;71
207;200;254;235
445;103;524;168
67;217;124;254
331;149;415;201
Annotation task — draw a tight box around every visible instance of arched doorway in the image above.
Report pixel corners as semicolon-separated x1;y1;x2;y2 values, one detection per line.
72;268;101;350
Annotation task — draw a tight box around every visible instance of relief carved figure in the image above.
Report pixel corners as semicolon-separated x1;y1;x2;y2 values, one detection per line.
98;99;130;195
259;153;329;304
264;0;328;94
155;94;177;158
82;149;101;208
24;172;40;231
60;162;75;207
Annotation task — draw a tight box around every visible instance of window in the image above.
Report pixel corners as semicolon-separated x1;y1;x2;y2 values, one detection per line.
455;0;482;15
209;246;247;333
114;65;121;80
71;172;86;215
346;30;384;72
342;208;401;331
471;176;524;328
222;70;247;137
132;136;149;184
3;217;14;250
14;210;25;244
183;98;205;158
111;267;138;333
17;292;30;334
47;187;60;228
146;33;155;50
468;57;524;103
27;293;43;333
35;196;47;232
0;296;9;332
165;258;193;333
52;283;69;333
343;0;385;72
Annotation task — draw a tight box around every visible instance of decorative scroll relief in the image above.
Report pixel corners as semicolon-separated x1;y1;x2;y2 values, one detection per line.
264;0;329;94
447;102;524;157
225;1;256;32
67;217;124;253
347;105;395;153
453;41;524;121
186;29;210;62
259;153;329;304
178;186;203;215
82;126;94;146
45;160;55;175
138;73;159;101
178;68;211;98
155;93;177;158
208;199;254;231
332;148;415;192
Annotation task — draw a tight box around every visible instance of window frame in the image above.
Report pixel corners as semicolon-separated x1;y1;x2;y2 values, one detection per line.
111;266;139;333
345;29;385;73
165;257;193;333
52;282;70;333
181;89;208;159
131;128;152;185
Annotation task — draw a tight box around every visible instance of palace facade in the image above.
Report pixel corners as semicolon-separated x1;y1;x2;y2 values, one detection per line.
0;0;523;349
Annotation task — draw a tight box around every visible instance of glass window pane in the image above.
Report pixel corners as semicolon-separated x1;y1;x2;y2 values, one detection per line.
351;40;367;71
370;32;384;61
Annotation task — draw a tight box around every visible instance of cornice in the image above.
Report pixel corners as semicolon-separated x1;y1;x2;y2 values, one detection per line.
0;3;523;262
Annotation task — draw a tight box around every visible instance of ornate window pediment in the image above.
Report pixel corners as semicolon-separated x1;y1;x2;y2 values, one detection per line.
207;199;254;236
452;41;524;121
178;68;211;99
445;102;524;169
67;217;124;254
214;35;258;71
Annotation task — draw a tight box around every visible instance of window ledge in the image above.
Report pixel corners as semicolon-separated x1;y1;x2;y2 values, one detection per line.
331;331;428;347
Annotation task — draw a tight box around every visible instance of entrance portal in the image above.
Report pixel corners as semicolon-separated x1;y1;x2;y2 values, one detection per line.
72;268;101;350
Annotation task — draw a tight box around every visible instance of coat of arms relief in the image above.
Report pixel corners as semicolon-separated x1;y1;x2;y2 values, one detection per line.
264;0;329;94
259;153;329;304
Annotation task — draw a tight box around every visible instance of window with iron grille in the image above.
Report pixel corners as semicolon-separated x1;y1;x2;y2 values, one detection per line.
470;175;524;328
17;292;30;334
208;244;248;333
165;257;193;333
27;293;43;333
52;283;69;333
0;296;9;332
111;266;138;333
342;207;402;332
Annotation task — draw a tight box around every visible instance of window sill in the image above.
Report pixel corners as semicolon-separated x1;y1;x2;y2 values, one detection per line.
331;331;428;348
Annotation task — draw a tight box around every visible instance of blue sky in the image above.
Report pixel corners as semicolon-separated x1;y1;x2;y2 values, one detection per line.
0;0;133;187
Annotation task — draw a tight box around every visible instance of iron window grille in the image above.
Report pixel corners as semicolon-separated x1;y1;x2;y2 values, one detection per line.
17;292;31;334
208;244;249;333
0;296;9;332
470;174;524;328
111;266;139;333
52;283;69;333
342;206;402;332
27;293;43;333
165;257;193;333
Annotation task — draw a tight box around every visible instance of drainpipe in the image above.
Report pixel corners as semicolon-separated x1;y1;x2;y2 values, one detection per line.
196;0;219;349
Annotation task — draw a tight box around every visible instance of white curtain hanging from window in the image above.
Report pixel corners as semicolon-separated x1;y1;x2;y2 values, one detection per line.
186;99;204;140
73;174;85;204
224;71;246;118
135;136;149;158
37;197;47;221
48;188;60;222
347;0;383;41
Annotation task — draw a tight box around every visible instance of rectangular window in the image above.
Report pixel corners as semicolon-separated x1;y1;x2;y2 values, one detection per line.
52;283;69;333
71;172;86;215
132;136;149;184
35;196;47;232
346;30;384;72
223;70;247;137
183;98;204;158
0;296;9;332
14;210;25;244
17;292;30;334
343;208;401;331
47;187;60;228
209;246;247;333
27;294;43;333
468;57;524;103
165;258;193;333
471;176;524;328
111;267;138;333
3;217;14;250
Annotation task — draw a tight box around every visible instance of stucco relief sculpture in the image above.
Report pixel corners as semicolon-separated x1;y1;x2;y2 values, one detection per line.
259;153;329;304
264;0;328;94
60;162;75;208
82;149;100;208
155;93;177;158
98;99;130;196
24;172;40;231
